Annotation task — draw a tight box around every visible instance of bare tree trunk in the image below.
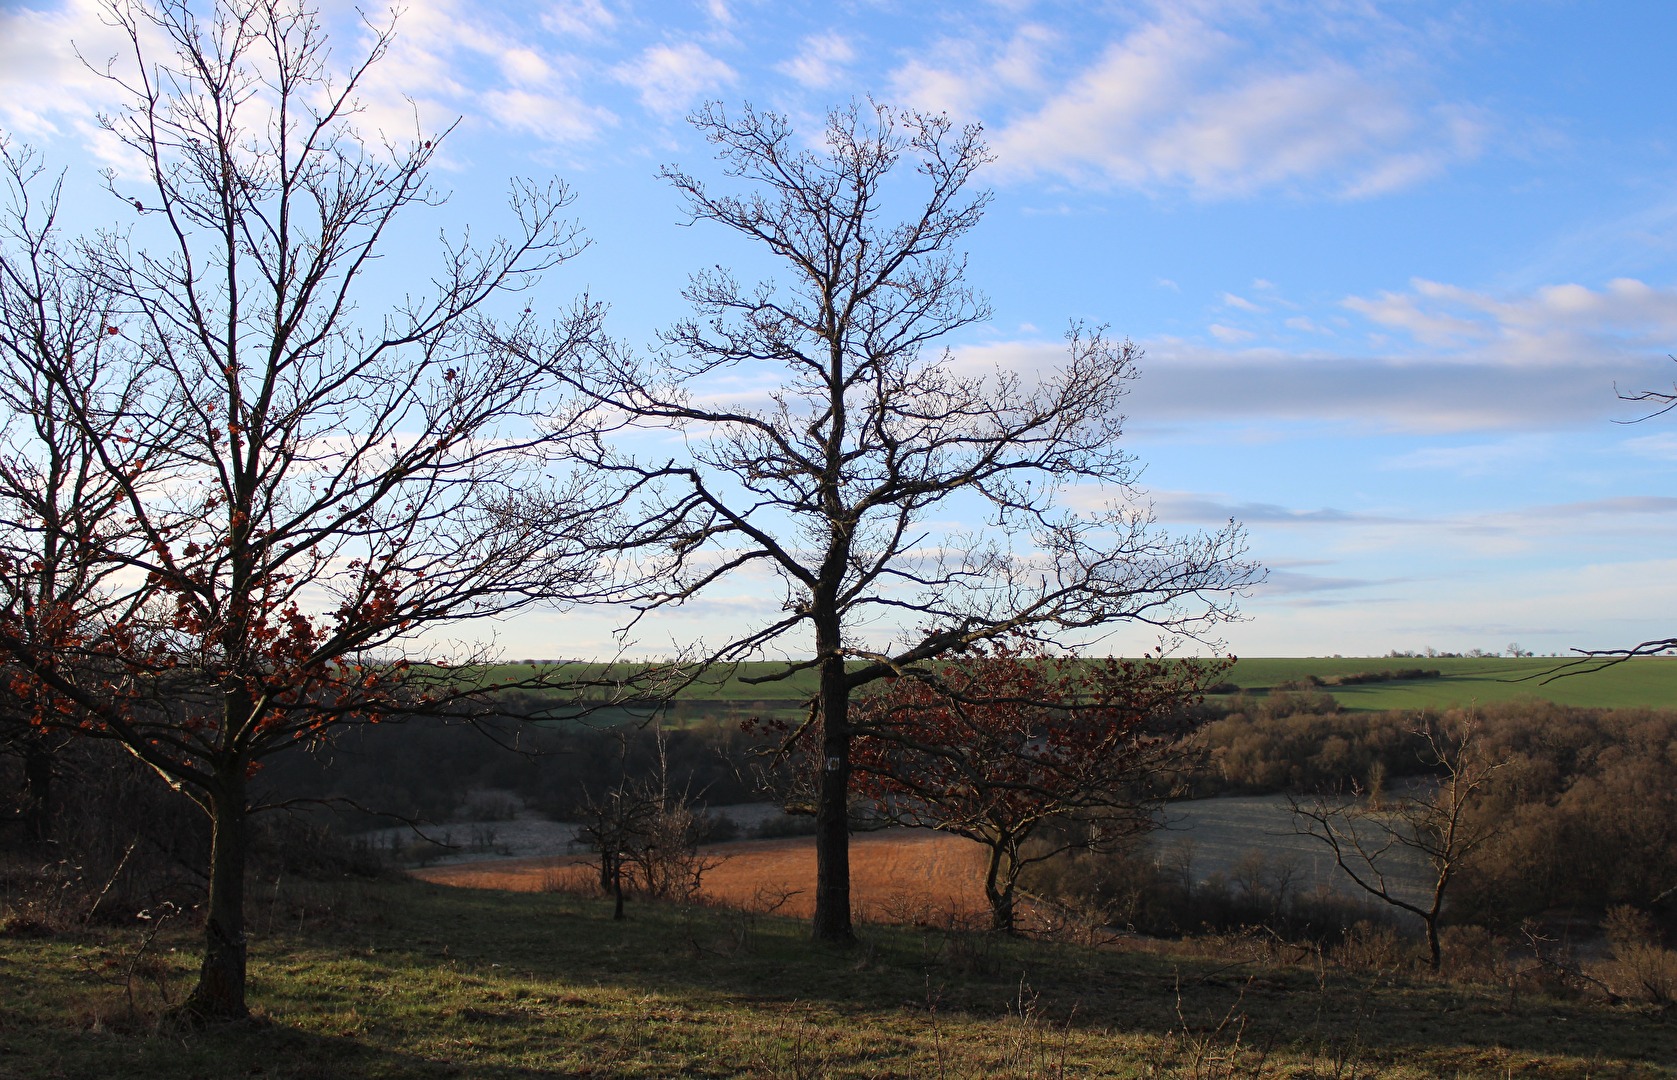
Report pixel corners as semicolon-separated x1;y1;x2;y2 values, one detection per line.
1422;866;1450;972
20;734;52;844
983;842;1018;933
180;771;248;1022
812;645;854;943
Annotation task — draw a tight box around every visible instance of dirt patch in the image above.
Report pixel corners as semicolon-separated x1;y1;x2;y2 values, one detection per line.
411;829;996;926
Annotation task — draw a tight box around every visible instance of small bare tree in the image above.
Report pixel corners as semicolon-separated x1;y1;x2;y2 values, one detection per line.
0;0;625;1020
577;732;656;921
1291;714;1505;971
578;726;719;918
549;101;1258;942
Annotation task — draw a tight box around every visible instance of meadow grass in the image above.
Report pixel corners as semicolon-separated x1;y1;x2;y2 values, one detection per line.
485;656;1677;720
3;875;1672;1078
1223;656;1677;711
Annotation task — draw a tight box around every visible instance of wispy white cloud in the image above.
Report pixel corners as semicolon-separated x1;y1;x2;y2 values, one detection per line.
1225;552;1671;654
1343;277;1677;363
889;23;1055;120
0;0;618;161
1154;494;1396;527
1034;273;1677;433
1620;432;1677;461
479;87;613;143
615;42;737;117
954;333;1655;435
890;6;1483;198
776;32;856;90
540;0;618;40
0;0;144;155
1257;569;1388;596
351;0;617;148
1380;437;1556;477
1158;483;1677;581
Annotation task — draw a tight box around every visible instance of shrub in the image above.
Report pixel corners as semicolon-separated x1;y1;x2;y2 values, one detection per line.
1021;841;1398;949
1604;905;1677;1007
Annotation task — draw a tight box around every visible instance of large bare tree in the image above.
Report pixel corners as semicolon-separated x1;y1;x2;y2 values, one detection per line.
0;0;622;1020
556;102;1259;942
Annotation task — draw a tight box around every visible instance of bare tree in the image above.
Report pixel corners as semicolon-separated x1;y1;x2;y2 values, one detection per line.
578;730;656;921
554;102;1259;942
0;0;623;1020
0;138;167;845
578;725;720;919
1291;715;1505;971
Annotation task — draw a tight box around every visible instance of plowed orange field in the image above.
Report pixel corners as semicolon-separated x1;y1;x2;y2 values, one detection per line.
410;830;996;926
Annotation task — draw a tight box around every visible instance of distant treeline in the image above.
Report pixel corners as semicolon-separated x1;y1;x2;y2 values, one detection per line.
6;685;1673;943
1272;667;1442;690
1023;697;1677;944
1191;697;1676;922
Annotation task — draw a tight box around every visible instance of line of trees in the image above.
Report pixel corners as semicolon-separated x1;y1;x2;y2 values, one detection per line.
1023;696;1677;968
0;0;1254;1020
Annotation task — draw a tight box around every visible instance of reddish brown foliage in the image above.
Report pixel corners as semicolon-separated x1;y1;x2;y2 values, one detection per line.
844;640;1226;929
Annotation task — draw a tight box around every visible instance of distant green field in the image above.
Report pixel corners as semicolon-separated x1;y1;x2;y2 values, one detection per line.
474;655;1677;716
1221;655;1677;712
472;660;821;701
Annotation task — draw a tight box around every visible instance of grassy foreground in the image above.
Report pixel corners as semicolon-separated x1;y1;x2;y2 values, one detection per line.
2;876;1671;1079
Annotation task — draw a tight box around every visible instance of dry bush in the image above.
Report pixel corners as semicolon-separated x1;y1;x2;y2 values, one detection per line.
875;888;959;930
1501;919;1598;1001
539;863;593;895
1439;924;1510;984
1604;905;1677;1007
1331;921;1409;973
936;925;1006;977
1141;978;1274;1080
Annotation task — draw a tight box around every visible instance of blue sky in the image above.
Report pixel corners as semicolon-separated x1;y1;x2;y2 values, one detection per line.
5;0;1677;659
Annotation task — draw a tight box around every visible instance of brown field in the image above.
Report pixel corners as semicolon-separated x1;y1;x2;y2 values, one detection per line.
410;829;998;926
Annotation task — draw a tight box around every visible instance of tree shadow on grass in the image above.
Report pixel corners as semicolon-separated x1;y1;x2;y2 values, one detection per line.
0;1013;579;1080
347;880;1675;1076
19;877;1665;1078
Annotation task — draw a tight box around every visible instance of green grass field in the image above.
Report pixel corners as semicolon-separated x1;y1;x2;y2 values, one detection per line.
1220;656;1677;711
481;655;1677;719
3;876;1672;1078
